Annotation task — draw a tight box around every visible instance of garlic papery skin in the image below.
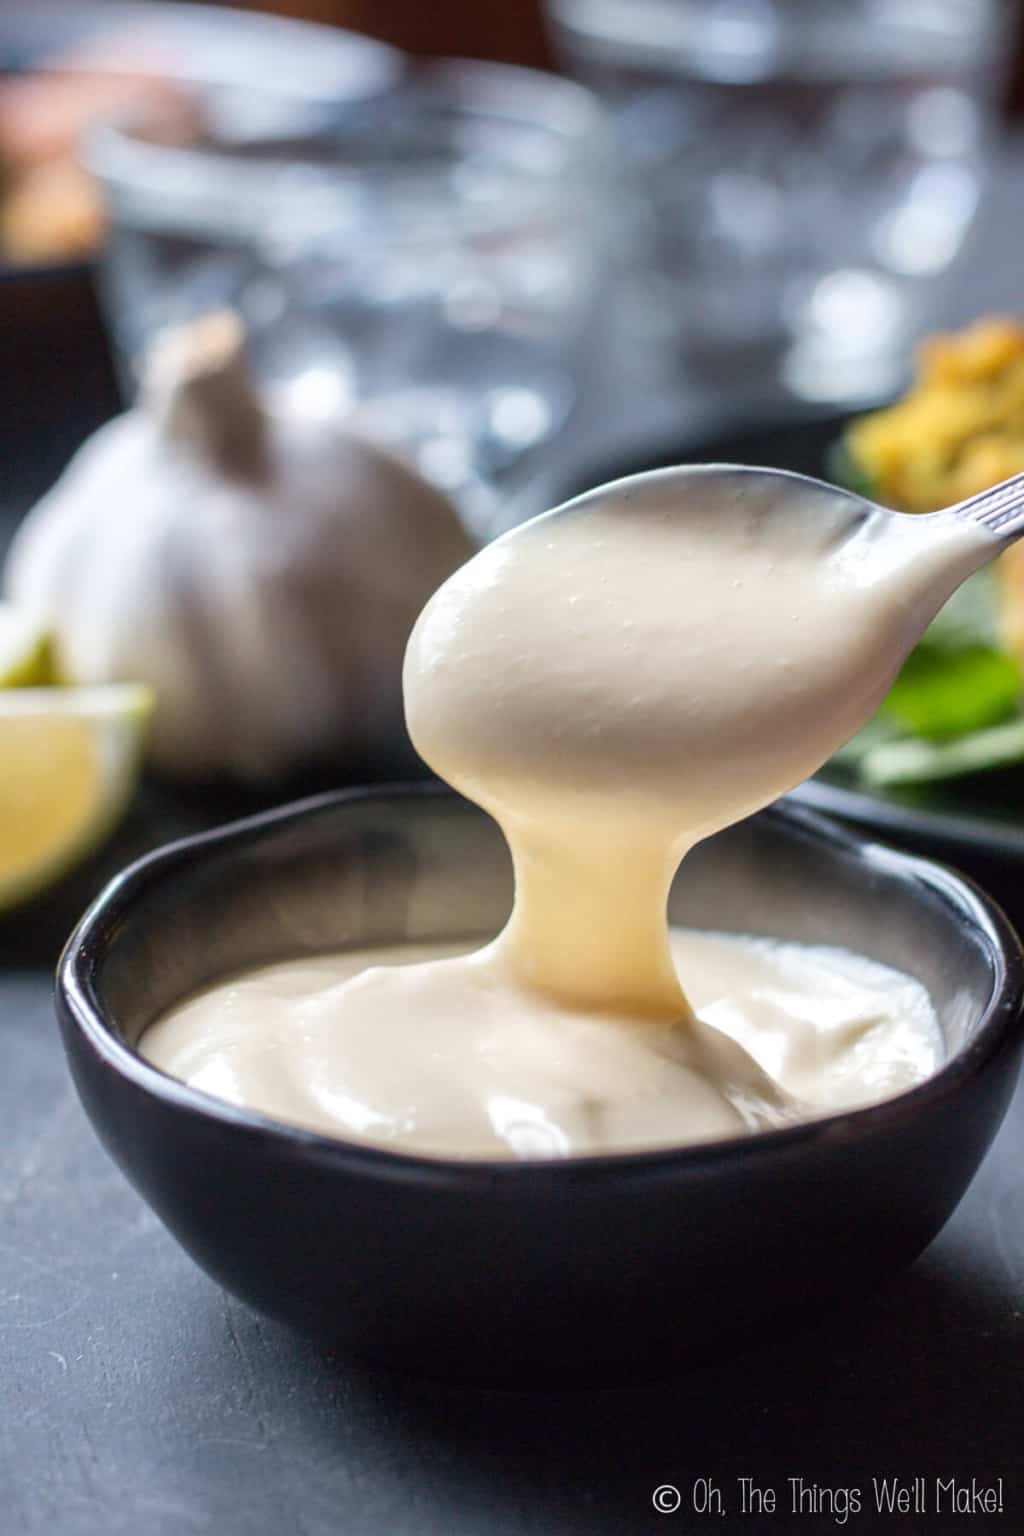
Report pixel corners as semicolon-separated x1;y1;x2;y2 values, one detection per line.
4;312;475;780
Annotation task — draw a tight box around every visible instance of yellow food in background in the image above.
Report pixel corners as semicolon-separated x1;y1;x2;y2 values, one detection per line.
0;157;105;266
845;317;1024;664
0;55;199;267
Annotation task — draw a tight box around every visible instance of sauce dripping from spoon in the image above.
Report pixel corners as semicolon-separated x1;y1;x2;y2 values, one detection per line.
405;465;993;1020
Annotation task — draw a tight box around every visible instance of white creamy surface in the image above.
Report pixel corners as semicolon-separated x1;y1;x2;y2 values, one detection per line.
141;932;941;1159
142;468;988;1158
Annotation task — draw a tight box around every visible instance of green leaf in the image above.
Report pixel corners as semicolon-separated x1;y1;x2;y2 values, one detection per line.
917;567;1000;653
881;644;1019;740
860;718;1024;786
831;714;904;767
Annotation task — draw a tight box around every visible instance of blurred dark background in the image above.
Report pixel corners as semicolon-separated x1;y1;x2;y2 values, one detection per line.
223;0;555;68
232;0;1024;108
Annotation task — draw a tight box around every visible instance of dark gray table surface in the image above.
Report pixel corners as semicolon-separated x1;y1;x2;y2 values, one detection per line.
4;166;1024;1533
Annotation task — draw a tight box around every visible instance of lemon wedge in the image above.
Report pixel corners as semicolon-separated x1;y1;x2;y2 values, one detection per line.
0;684;153;910
0;604;57;687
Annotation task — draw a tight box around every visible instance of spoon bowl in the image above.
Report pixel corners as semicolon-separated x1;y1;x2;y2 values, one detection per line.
57;786;1024;1383
407;461;1004;880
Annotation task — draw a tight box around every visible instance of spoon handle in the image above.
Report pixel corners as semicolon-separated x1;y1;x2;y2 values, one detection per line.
952;470;1024;543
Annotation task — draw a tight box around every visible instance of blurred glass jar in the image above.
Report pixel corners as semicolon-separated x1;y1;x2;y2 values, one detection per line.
547;0;1017;399
85;60;610;514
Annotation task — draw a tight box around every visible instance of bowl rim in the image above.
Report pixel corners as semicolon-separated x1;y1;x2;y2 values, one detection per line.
57;782;1024;1185
83;56;611;248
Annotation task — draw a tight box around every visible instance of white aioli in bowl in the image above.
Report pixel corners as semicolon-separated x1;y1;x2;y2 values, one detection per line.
142;470;991;1158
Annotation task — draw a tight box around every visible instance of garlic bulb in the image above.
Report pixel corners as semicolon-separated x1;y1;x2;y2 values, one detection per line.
4;312;474;780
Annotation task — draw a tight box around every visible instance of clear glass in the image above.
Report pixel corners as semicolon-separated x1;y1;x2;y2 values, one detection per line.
547;0;1016;399
87;62;609;518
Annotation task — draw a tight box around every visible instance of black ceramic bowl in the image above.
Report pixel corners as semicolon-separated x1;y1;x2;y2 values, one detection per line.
58;786;1024;1383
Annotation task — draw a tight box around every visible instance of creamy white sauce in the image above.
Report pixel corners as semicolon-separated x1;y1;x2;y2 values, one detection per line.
141;932;940;1159
142;471;986;1159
